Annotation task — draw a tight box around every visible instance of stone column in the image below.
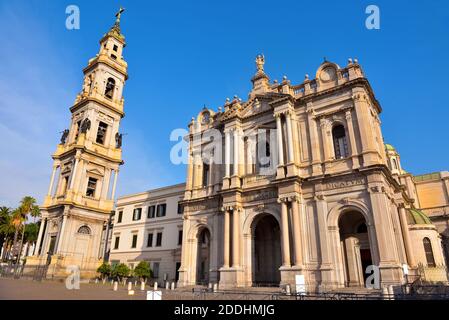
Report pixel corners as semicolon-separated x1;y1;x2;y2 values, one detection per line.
232;208;240;267
276;114;285;166
55;214;67;254
110;169;119;200
398;206;416;267
285;111;295;164
34;218;46;255
225;130;231;177
307;105;322;175
353;92;377;165
279;198;291;267
345;110;360;169
185;141;194;192
68;157;80;190
233;129;240;176
101;168;112;199
223;209;230;268
47;166;58;196
320;118;332;161
290;197;303;266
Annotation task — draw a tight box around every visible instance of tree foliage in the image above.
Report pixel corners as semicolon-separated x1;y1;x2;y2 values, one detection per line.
134;261;152;280
111;263;130;280
97;262;112;278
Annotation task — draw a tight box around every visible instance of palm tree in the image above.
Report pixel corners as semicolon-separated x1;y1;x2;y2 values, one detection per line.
11;197;40;262
0;208;15;261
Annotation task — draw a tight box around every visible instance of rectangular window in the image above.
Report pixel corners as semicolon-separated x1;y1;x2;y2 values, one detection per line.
62;176;69;194
152;262;160;278
85;177;98;197
114;236;120;250
113;44;118;52
74;120;81;141
147;205;156;218
156;204;166;217
131;234;138;248
117;211;123;223
147;233;153;247
178;230;183;246
156;232;162;247
132;208;142;221
202;164;210;187
177;203;183;214
96;121;108;144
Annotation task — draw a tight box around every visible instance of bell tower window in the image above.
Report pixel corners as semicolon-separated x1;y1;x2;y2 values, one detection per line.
423;237;436;267
332;125;349;159
86;177;98;197
96;121;108;144
105;77;115;99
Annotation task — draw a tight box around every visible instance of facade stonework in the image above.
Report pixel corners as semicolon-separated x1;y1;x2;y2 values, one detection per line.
176;57;448;291
25;12;128;278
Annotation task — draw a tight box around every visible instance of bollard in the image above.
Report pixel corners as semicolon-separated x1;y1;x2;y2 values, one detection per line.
285;284;291;296
128;290;135;296
213;283;218;293
141;281;145;291
128;282;132;291
95;279;99;284
171;282;175;290
208;283;212;290
382;287;389;300
102;278;106;284
135;280;137;287
154;282;158;290
388;285;395;300
113;281;118;291
165;281;170;290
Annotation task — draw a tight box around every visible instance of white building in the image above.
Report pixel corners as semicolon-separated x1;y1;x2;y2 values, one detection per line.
109;184;185;284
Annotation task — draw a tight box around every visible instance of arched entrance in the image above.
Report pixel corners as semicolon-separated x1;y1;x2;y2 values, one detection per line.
252;214;282;286
196;228;210;285
338;211;373;287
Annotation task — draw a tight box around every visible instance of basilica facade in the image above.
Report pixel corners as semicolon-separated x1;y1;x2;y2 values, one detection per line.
177;55;448;291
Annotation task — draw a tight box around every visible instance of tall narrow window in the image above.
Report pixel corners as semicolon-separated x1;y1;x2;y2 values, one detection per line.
62;176;69;194
152;262;160;278
202;163;210;187
177;203;183;215
114;236;120;250
117;211;123;223
105;77;115;99
86;177;98;197
332;125;349;159
148;205;156;218
156;232;162;247
96;121;108;144
178;230;183;245
423;237;436;267
74;120;82;141
156;204;166;217
147;233;153;247
133;208;142;221
131;234;138;248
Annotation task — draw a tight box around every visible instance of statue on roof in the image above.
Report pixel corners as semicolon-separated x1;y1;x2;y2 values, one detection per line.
255;54;265;72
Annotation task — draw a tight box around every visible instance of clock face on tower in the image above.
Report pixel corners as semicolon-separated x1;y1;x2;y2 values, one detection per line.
320;67;337;82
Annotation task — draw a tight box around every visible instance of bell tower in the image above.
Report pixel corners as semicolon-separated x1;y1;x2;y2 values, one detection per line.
27;8;128;278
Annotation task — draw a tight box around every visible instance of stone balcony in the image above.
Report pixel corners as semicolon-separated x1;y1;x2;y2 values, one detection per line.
54;133;122;162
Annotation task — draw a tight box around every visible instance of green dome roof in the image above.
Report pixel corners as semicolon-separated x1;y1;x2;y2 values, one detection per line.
407;208;432;225
385;143;396;151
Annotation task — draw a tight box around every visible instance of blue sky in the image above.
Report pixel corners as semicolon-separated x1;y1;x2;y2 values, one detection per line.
0;0;448;208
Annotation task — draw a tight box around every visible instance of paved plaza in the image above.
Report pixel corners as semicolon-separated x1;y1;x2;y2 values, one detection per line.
0;278;152;300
